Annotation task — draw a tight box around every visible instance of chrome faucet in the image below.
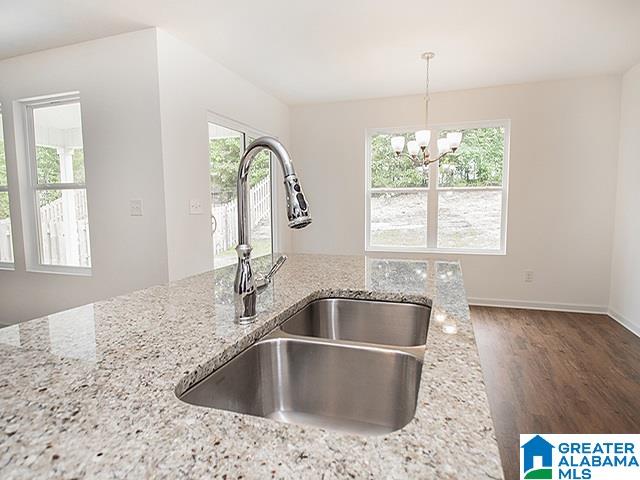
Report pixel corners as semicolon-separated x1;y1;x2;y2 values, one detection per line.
234;137;311;323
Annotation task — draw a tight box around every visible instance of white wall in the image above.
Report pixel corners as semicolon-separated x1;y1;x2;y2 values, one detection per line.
155;30;291;281
290;77;621;311
609;63;640;333
0;29;169;324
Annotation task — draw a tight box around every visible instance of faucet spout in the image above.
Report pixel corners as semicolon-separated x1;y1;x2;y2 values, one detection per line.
234;137;311;323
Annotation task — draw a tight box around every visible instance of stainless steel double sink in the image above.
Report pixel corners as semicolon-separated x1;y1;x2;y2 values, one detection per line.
177;297;431;435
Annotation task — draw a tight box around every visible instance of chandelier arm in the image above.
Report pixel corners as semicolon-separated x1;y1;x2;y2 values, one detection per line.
423;151;451;167
395;152;418;162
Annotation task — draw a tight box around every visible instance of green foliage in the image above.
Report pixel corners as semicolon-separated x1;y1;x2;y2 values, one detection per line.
370;127;504;189
210;137;241;203
72;148;86;183
438;127;504;187
36;146;85;185
209;137;270;204
37;146;62;205
371;134;427;188
0;140;6;185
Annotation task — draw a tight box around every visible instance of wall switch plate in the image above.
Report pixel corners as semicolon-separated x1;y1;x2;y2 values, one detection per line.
130;199;143;216
524;270;534;283
189;198;203;215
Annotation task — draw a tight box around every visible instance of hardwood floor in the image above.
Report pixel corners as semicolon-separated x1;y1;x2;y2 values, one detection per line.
471;307;640;480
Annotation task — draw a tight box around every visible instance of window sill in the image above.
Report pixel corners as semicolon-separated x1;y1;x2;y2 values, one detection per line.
26;265;92;277
366;246;507;256
0;262;15;271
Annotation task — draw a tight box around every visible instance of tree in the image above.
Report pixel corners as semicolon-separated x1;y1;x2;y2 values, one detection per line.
36;146;63;205
209;137;270;204
438;127;503;187
371;133;427;188
370;127;504;189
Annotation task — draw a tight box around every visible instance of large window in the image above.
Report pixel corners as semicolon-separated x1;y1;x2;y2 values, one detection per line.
208;119;273;269
25;96;92;270
0;105;14;265
366;121;509;253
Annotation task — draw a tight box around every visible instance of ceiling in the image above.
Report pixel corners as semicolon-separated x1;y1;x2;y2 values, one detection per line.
2;0;640;104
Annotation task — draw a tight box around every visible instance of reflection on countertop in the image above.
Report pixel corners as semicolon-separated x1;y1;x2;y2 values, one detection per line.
1;304;97;362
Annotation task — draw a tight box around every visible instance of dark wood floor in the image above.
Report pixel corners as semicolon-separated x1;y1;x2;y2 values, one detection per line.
471;307;640;480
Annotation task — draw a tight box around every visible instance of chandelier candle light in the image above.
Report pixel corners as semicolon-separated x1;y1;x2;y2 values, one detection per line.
390;52;462;170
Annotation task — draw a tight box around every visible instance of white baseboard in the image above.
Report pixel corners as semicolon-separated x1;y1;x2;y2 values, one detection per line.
607;308;640;338
467;297;608;314
468;297;640;338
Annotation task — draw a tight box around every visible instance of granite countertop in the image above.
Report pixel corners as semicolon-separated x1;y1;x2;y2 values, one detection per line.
0;254;503;479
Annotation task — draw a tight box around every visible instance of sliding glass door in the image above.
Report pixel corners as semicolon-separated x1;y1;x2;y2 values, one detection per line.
208;122;273;269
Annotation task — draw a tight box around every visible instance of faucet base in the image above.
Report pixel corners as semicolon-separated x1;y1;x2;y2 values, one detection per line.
236;313;258;324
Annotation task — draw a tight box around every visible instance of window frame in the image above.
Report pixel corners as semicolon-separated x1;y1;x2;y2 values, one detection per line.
365;119;510;255
206;111;280;269
22;94;92;275
0;104;15;269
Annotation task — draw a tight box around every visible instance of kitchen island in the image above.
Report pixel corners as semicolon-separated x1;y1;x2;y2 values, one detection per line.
0;254;502;479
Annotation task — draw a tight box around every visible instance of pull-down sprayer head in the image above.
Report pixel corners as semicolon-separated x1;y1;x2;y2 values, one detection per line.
284;174;311;229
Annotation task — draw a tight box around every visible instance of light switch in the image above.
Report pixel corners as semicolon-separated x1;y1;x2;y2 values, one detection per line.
130;199;143;216
190;199;203;215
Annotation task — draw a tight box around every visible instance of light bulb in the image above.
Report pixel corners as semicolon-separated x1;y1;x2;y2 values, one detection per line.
391;136;405;154
415;130;431;148
407;140;419;156
437;138;450;154
446;131;462;150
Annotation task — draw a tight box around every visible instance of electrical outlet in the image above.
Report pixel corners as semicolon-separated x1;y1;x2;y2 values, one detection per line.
189;198;203;215
524;270;534;283
130;199;143;216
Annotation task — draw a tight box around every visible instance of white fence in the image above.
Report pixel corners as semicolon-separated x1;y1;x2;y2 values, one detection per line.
0;191;91;266
0;218;12;263
39;190;91;266
212;176;270;254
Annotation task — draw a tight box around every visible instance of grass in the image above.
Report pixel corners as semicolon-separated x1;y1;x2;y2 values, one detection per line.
214;238;272;269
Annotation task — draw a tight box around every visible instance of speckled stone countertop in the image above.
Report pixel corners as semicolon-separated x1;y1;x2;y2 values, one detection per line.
0;254;503;479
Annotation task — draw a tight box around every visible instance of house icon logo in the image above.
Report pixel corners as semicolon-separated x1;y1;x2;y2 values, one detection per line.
521;435;555;479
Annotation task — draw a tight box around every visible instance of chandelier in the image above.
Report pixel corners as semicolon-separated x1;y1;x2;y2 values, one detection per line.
390;52;462;169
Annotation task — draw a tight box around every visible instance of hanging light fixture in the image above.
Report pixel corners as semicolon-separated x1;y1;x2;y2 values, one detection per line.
390;52;462;169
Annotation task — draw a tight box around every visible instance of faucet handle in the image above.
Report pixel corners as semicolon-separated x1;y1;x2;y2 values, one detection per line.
256;255;287;292
265;255;287;282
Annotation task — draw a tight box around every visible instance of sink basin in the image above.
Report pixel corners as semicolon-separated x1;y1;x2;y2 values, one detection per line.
280;297;430;347
177;295;431;435
179;336;423;435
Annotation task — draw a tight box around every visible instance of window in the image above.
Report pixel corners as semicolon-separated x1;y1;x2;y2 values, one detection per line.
208;118;273;269
25;96;92;271
366;121;509;253
0;105;14;265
